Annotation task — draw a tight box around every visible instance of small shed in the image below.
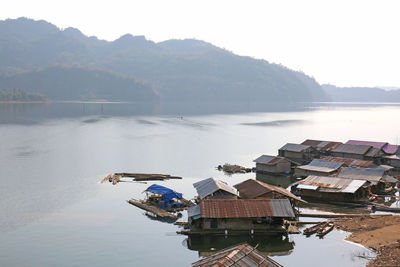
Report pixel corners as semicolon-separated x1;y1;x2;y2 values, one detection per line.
187;199;295;234
278;143;313;164
191;243;283;267
295;159;343;177
193;178;238;200
336;167;393;193
296;175;369;202
383;154;400;168
234;179;305;203
253;155;291;174
144;184;184;209
330;144;372;160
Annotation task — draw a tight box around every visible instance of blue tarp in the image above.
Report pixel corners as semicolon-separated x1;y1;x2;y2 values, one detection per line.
145;184;183;202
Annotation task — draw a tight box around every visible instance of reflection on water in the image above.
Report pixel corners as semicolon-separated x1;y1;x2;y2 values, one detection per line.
185;234;294;257
241;119;308;127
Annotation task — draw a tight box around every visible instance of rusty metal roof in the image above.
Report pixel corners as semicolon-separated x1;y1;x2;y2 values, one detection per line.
337;167;384;183
193;178;238;199
279;143;311;152
191;243;283;267
365;147;381;157
331;144;371;155
199;199;295;218
253;155;287;165
299;175;367;193
346;140;387;149
321;156;374;168
301;139;342;151
234;179;305;202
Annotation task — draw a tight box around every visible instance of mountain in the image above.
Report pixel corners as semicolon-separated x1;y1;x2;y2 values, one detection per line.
0;17;329;103
0;66;159;101
322;84;400;102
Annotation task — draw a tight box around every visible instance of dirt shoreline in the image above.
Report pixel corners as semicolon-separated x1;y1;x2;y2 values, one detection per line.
334;215;400;267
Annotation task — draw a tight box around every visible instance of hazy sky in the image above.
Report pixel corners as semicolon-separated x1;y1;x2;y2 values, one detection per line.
2;0;400;87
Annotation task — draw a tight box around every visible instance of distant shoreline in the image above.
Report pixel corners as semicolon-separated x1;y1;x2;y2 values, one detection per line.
0;100;50;104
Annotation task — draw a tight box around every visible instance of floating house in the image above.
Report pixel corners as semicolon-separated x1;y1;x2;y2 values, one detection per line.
234;179;305;203
187;199;295;234
253;155;291;174
330;144;372;160
346;140;399;155
193;178;238;200
191;243;283;267
295;159;343;177
144;184;185;210
278;143;314;164
295;175;369;202
337;167;396;193
320;156;374;168
301;139;342;156
383;154;400;168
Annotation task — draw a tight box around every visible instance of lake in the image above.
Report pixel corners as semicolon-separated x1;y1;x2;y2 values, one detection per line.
1;101;399;266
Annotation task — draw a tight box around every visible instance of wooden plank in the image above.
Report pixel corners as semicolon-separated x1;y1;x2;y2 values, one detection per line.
127;200;177;219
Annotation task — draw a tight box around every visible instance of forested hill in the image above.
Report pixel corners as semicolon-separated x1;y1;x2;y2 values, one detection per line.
0;17;329;103
323;84;400;102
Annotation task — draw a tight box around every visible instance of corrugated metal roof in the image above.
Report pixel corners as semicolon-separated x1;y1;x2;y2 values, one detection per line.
338;167;384;182
299;175;366;193
346;140;387;149
234;179;305;202
301;139;342;151
383;144;399;154
253;155;286;165
199;199;295;218
332;144;371;155
279;143;311;152
365;147;380;157
297;165;338;173
193;178;238;199
297;184;319;190
188;205;201;217
341;180;367;193
382;175;398;184
191;243;283;267
321;156;374;168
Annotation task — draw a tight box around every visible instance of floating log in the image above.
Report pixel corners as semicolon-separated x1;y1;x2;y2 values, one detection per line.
101;173;182;184
174;222;188;227
316;222;334;238
115;173;182;181
127;200;177;219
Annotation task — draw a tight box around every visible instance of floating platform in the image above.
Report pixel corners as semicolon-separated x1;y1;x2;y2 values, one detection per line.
127;200;177;219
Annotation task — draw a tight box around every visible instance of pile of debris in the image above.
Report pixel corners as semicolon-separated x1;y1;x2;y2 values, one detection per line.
100;173;182;184
217;164;252;174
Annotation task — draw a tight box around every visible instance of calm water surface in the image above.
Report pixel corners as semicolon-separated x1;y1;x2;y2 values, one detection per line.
1;102;399;266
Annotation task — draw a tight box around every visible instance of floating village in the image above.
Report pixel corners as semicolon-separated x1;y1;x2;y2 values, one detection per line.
101;139;400;266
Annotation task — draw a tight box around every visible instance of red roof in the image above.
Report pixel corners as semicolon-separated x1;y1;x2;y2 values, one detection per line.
199;199;295;218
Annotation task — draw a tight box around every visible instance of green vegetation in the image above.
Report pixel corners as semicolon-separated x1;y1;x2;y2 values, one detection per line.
0;17;330;103
0;89;48;102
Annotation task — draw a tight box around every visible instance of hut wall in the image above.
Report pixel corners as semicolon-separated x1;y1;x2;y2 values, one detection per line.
256;161;290;174
198;218;284;231
385;158;400;168
294;168;335;177
283;151;304;159
331;152;364;160
300;190;359;201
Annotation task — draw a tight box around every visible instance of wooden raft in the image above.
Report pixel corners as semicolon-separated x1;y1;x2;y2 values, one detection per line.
127;200;177;219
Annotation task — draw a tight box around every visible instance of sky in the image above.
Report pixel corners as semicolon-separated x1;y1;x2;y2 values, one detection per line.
1;0;400;88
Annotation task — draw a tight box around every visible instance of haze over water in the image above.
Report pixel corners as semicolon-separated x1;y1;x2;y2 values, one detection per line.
1;102;397;266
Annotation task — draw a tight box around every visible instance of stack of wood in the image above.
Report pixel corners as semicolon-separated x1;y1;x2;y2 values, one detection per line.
219;164;251;174
100;173;182;184
303;221;334;238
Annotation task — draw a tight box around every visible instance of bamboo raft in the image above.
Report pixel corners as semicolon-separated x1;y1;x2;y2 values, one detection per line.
101;173;182;184
127;200;177;219
218;164;252;174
